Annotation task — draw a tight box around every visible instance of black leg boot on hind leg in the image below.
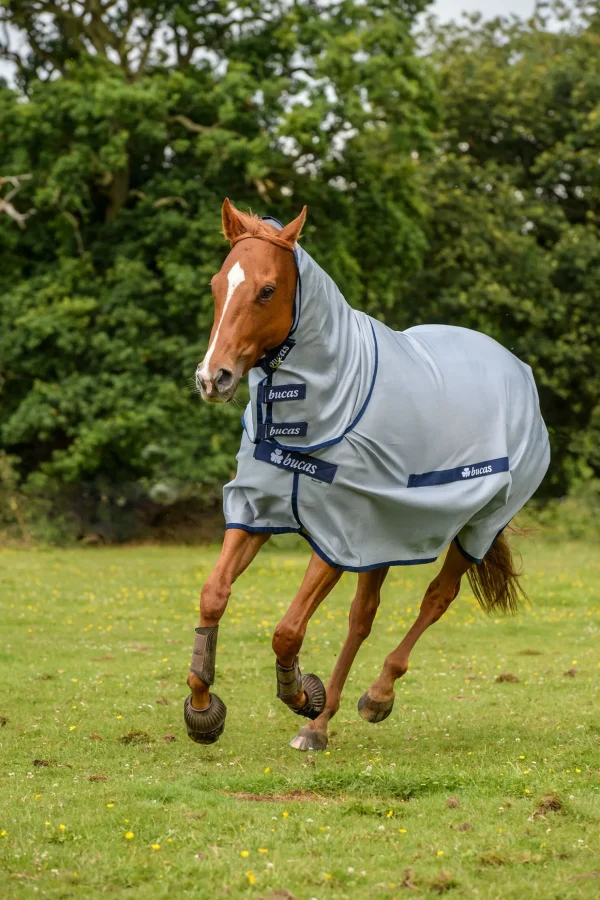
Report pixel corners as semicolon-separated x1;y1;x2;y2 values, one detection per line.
184;625;227;744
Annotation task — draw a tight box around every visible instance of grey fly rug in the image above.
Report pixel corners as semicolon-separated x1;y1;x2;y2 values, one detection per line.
223;222;550;571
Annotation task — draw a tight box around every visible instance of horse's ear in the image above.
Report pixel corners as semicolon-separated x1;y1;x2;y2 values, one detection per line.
222;198;248;241
279;206;307;246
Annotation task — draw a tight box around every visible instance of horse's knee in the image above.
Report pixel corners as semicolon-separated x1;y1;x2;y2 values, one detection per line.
272;621;302;662
200;579;231;624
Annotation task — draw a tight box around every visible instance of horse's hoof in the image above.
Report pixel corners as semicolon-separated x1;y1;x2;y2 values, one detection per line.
289;724;328;752
291;673;326;721
184;693;226;744
358;691;394;723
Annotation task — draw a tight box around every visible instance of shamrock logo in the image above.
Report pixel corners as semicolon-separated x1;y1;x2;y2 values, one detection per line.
270;448;284;465
461;467;471;478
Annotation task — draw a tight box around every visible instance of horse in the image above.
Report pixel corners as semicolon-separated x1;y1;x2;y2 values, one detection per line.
185;199;550;751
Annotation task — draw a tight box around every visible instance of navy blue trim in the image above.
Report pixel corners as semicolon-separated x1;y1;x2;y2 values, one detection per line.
289;249;301;336
291;473;302;528
225;523;300;535
269;320;379;454
408;457;509;489
225;523;439;572
302;533;438;572
454;536;482;565
454;523;510;567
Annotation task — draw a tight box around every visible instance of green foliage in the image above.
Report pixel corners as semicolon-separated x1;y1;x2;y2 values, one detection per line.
405;2;600;496
0;1;435;535
1;1;600;539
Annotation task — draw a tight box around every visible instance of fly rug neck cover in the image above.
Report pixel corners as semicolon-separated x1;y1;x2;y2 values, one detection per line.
224;235;550;572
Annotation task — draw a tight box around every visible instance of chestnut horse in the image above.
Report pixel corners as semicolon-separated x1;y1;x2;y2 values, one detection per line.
184;200;549;751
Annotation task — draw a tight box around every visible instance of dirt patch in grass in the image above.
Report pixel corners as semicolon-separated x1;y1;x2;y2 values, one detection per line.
479;852;507;866
534;793;563;817
117;730;152;745
563;668;577;677
519;649;543;656
431;872;458;893
480;851;542;866
495;672;520;683
263;890;297;900
401;868;417;889
225;790;320;803
32;759;72;768
86;774;108;782
447;796;460;808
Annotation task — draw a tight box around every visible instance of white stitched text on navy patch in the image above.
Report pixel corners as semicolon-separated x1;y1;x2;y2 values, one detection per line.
407;457;509;488
258;383;306;403
254;441;337;484
258;422;308;440
259;338;296;373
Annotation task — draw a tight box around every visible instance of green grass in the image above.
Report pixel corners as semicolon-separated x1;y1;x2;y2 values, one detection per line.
1;536;599;899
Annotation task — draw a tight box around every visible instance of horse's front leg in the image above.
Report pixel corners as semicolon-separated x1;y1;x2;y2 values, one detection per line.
185;528;270;744
271;552;342;750
290;567;389;751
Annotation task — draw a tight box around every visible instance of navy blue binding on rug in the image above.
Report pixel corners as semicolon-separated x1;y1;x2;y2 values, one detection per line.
408;457;509;488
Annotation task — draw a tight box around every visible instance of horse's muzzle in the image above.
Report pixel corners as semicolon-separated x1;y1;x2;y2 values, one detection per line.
196;366;238;403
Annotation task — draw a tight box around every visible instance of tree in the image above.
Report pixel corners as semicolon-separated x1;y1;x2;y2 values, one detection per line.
0;1;436;536
404;1;600;494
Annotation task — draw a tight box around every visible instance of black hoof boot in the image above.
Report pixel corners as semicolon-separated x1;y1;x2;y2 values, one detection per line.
291;673;326;721
184;693;227;744
358;691;394;723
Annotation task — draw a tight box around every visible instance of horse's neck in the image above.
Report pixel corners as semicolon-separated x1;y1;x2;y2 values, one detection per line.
293;254;362;379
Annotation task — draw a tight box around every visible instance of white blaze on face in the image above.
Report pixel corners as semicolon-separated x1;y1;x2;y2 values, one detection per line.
199;260;246;380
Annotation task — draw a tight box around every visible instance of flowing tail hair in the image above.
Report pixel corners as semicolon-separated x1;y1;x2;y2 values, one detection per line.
466;526;527;615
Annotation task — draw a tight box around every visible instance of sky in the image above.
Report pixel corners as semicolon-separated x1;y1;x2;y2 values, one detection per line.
0;0;537;84
432;0;535;19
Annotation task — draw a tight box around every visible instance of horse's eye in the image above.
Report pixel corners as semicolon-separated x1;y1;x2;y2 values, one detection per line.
258;285;275;302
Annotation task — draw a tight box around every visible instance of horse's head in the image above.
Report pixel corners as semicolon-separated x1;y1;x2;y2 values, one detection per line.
196;199;306;403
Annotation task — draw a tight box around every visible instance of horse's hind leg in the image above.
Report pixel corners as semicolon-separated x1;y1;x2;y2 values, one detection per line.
185;528;270;744
271;552;342;748
290;566;389;751
359;543;471;723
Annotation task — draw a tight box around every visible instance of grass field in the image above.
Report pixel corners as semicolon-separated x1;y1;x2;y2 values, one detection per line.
1;536;599;899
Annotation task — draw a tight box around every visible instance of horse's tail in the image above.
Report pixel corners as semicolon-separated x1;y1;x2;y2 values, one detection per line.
466;526;526;615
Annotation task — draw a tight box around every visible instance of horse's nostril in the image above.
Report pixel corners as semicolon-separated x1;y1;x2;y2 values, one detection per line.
215;368;234;392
